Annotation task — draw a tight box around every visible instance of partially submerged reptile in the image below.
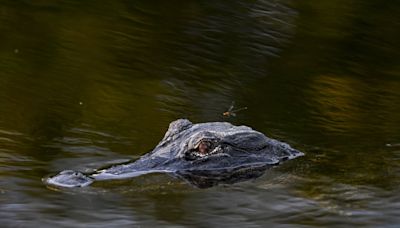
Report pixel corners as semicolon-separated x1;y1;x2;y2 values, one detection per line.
44;119;303;188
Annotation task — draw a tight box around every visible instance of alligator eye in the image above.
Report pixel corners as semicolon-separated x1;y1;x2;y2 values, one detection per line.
184;139;222;160
198;141;211;155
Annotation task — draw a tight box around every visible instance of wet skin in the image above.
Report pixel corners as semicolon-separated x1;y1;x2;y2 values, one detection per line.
44;119;304;188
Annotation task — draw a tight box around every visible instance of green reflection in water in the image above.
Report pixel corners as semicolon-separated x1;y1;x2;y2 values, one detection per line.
0;0;400;227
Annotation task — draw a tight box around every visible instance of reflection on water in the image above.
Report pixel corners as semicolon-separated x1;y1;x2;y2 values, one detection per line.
308;75;365;134
1;0;400;227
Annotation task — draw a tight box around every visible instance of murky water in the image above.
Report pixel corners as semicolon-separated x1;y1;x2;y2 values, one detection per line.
1;0;400;227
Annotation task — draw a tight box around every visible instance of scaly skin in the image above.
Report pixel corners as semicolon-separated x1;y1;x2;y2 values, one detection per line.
44;119;304;188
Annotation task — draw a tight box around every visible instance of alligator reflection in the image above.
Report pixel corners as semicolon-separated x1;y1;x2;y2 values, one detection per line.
174;165;270;188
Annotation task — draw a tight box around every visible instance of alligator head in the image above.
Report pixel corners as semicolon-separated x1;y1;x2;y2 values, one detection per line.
44;119;304;188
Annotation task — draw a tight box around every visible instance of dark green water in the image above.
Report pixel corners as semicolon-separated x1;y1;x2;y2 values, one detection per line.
1;0;400;227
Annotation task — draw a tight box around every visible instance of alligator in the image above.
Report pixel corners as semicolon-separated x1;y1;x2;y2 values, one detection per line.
44;119;304;188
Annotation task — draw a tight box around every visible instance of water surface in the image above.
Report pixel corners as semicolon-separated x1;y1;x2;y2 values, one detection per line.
1;0;400;227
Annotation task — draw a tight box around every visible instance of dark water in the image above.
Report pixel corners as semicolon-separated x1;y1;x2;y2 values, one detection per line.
1;0;400;227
